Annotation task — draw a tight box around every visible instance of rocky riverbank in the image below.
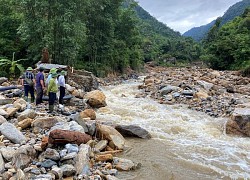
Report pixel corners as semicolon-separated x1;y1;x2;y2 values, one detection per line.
1;64;250;179
138;64;250;137
0;70;150;180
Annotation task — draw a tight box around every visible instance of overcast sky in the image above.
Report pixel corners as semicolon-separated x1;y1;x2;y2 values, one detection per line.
136;0;243;34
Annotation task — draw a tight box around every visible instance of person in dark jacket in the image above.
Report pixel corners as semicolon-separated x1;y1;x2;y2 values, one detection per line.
21;67;35;102
35;67;45;105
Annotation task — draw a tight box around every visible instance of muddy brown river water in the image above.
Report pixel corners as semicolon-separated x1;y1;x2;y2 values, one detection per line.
97;78;250;180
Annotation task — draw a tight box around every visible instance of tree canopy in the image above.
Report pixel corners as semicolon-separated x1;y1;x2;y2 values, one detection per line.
201;8;250;70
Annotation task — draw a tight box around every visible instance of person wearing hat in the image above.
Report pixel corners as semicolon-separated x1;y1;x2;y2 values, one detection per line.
58;70;66;104
45;68;57;87
47;72;58;113
35;66;45;105
21;67;35;102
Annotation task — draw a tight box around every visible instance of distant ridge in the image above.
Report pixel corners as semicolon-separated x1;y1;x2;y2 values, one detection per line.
183;0;250;41
134;4;181;38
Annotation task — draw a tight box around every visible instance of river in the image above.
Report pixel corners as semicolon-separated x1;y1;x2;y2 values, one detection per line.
97;78;250;180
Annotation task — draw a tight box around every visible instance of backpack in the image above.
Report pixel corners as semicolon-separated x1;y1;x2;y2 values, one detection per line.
25;73;34;87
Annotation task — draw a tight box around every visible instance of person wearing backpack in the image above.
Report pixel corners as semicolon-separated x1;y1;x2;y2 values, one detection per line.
21;67;35;102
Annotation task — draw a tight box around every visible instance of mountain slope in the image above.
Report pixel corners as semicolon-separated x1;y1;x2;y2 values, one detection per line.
183;0;250;41
134;5;181;39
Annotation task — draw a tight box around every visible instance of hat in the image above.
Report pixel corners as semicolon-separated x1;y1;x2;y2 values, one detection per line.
51;72;57;78
60;70;66;75
49;68;57;74
27;67;33;71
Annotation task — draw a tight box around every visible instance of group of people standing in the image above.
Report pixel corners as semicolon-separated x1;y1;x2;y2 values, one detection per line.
21;67;66;113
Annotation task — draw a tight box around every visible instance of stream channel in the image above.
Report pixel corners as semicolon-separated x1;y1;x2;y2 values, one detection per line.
97;77;250;180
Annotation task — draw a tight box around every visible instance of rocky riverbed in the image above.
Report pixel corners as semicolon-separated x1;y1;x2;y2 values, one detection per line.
0;70;150;180
0;65;250;179
137;65;250;137
139;65;250;116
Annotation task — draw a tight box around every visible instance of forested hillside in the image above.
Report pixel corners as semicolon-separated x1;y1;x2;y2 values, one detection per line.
134;5;180;38
0;0;202;77
201;8;250;71
0;0;143;77
183;0;250;41
133;4;202;64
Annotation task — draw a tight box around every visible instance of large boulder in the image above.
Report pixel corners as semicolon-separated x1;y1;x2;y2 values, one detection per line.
80;109;96;120
96;124;125;150
75;144;91;175
48;129;92;145
69;69;99;91
197;80;214;91
159;85;180;96
43;148;60;161
12;145;36;169
115;125;152;139
60;164;76;177
226;108;250;136
49;121;86;133
32;116;60;132
17;109;37;122
0;147;17;161
113;157;140;171
0;122;26;144
94;140;108;151
13;98;27;111
18;118;33;129
5;107;18;117
85;90;107;108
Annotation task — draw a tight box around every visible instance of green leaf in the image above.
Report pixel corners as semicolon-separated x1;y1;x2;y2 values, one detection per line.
16;64;25;73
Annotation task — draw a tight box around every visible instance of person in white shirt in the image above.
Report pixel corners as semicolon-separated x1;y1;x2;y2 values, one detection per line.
58;70;66;104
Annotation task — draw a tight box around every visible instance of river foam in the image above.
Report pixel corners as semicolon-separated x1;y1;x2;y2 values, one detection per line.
97;79;250;179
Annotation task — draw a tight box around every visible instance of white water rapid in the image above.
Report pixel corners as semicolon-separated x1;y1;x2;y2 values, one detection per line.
97;78;250;180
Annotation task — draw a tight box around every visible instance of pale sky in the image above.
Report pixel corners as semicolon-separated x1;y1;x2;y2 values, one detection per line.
136;0;243;34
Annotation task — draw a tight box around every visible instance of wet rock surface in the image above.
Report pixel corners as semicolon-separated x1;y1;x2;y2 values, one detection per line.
226;107;250;137
138;65;250;137
3;64;250;179
115;125;152;139
139;66;250;117
0;74;142;179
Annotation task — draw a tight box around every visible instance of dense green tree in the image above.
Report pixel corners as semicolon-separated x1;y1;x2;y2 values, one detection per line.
82;0;142;76
202;8;250;70
204;18;221;43
114;4;142;71
0;0;23;58
19;0;86;65
0;0;205;77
